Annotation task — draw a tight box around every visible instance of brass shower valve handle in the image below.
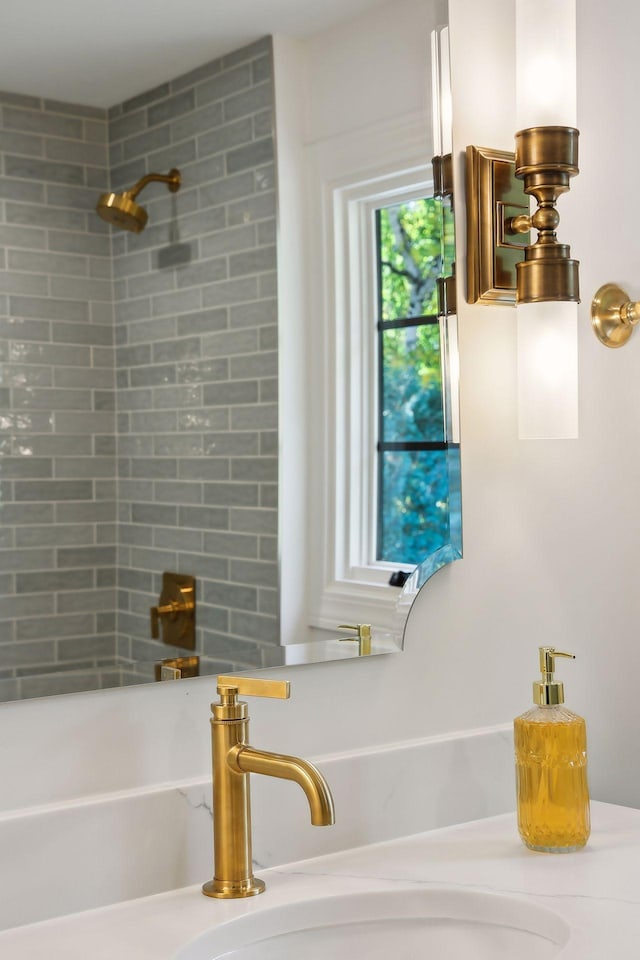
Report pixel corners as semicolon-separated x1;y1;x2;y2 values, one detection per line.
149;572;196;650
150;599;187;637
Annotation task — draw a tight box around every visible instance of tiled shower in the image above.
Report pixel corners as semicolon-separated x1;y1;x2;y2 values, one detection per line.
0;38;279;699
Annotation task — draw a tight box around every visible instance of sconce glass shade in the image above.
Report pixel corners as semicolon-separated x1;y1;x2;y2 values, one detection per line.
517;301;578;439
431;25;452;157
430;30;442;157
516;0;577;130
438;27;452;155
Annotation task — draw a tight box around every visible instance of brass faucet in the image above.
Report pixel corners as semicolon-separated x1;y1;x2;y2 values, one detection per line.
202;675;335;900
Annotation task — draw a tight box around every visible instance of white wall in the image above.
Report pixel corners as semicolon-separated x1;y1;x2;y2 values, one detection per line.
1;0;639;816
301;0;446;144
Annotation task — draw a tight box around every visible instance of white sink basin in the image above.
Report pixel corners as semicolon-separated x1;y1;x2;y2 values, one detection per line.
176;887;570;960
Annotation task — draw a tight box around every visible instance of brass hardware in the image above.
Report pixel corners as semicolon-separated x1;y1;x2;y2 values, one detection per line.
433;152;453;200
96;168;181;233
337;623;372;656
154;656;200;681
466;128;580;306
466;145;530;305
514;126;579;304
216;675;290;705
150;571;196;650
591;283;640;348
437;274;457;317
203;675;335;899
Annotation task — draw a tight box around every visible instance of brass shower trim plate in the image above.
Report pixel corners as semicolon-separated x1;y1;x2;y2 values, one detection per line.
150;571;196;650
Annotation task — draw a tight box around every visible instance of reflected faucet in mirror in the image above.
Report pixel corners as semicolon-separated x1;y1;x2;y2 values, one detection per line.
203;676;335;899
337;624;372;656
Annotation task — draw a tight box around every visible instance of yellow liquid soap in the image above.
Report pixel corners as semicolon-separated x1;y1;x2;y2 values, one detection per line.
514;705;590;853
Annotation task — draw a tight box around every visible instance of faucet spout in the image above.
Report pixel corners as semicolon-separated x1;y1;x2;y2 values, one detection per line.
231;744;335;826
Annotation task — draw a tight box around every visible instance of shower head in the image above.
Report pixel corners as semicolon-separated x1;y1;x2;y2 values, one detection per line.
96;192;148;232
96;168;181;233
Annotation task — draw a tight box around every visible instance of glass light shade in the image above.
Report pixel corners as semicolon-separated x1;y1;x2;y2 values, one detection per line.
517;301;578;439
438;26;453;155
430;26;452;157
430;29;442;156
516;0;577;129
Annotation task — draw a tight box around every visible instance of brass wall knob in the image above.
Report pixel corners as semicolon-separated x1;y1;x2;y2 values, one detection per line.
591;283;640;348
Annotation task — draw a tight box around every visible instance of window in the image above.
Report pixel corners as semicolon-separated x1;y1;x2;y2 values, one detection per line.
376;197;450;566
303;132;461;636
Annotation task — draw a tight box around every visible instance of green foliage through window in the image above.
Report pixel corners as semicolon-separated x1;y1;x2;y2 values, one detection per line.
376;197;451;566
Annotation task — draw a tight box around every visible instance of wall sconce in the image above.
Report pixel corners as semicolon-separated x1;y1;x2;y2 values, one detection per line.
466;0;579;439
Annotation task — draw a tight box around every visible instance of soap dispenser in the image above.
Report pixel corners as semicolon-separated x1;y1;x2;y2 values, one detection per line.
514;646;590;853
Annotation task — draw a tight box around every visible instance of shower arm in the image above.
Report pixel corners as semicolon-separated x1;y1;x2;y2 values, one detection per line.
126;168;181;200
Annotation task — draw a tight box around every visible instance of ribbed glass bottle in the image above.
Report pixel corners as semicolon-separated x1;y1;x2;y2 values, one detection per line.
514;704;590;853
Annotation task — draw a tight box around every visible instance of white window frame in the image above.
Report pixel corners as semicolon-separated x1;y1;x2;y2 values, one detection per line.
344;176;441;589
303;114;435;635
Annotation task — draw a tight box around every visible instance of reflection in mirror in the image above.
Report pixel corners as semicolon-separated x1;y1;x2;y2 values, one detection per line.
0;0;458;703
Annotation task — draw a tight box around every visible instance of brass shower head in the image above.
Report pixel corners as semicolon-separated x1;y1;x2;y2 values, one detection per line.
96;168;181;233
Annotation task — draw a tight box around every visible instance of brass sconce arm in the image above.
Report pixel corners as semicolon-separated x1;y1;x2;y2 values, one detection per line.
591;284;640;348
514;126;579;304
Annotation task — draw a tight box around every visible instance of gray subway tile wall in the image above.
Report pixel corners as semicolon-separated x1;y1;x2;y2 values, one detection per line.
0;37;278;698
0;92;117;700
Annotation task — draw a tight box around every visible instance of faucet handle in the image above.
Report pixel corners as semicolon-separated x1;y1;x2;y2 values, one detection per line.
213;676;291;720
217;675;290;700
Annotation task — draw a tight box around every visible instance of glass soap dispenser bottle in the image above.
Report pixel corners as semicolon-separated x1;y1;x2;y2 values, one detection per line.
514;646;590;853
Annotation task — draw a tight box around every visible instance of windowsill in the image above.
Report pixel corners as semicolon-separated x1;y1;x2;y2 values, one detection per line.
348;563;415;588
309;576;406;636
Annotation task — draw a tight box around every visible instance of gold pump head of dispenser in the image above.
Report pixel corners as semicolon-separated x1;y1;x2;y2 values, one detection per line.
533;646;575;706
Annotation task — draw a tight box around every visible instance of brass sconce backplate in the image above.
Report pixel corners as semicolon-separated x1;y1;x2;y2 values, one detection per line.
466;145;530;305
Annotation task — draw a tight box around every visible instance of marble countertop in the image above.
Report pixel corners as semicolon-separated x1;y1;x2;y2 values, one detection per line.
2;800;639;959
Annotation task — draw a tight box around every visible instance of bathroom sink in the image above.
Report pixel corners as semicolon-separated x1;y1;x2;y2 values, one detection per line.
176;887;570;960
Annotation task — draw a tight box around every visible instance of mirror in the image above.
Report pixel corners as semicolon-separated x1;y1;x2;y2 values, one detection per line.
0;0;459;702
